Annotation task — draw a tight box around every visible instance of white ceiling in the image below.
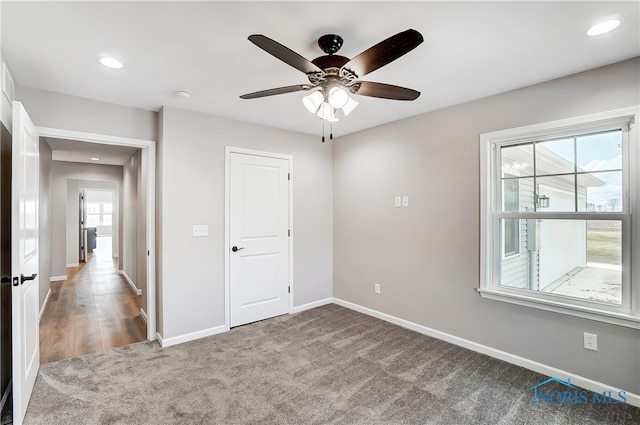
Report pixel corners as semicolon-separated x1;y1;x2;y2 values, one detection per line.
2;1;639;144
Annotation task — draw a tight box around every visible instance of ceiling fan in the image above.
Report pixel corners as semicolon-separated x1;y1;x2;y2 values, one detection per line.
240;29;424;131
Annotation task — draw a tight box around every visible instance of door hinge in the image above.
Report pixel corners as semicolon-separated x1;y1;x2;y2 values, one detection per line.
148;250;150;256
288;173;290;181
288;286;291;294
288;229;290;237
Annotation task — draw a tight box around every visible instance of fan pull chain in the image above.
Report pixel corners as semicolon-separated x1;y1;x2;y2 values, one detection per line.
321;118;325;143
330;120;333;140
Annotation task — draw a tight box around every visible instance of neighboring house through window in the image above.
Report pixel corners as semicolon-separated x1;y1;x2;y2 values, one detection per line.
480;107;639;328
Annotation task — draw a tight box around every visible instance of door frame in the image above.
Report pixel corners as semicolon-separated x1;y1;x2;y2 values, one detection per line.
36;126;157;341
224;146;293;328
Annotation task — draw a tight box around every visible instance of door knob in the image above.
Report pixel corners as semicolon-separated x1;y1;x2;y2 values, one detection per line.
20;273;37;284
231;246;245;252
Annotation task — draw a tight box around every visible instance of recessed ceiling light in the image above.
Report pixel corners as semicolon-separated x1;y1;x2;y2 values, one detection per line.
90;157;100;161
98;56;124;69
587;19;621;36
176;90;192;98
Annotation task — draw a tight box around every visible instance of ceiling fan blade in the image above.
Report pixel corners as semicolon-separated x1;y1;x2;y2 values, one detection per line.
240;84;312;99
353;81;420;100
248;35;323;74
342;29;424;78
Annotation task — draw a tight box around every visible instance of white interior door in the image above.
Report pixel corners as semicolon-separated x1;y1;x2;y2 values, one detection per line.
229;152;290;327
11;102;40;425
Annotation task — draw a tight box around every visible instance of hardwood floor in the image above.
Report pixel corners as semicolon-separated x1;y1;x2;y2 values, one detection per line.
39;237;146;364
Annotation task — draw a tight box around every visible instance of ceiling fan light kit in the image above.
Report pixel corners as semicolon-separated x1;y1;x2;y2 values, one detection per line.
240;29;424;141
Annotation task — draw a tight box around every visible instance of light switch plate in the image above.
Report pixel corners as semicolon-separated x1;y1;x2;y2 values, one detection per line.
192;224;208;237
395;196;401;207
402;196;409;207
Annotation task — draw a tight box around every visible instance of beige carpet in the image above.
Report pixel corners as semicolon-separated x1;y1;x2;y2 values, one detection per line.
24;304;640;424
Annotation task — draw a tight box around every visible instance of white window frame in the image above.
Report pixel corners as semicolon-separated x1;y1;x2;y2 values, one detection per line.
480;106;640;329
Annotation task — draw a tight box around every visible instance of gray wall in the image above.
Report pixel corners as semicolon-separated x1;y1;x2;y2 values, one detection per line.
158;107;333;340
122;149;147;313
51;161;123;277
16;86;157;141
38;139;52;310
333;58;640;394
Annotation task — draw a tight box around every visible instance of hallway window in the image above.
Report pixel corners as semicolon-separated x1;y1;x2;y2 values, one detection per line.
86;201;113;226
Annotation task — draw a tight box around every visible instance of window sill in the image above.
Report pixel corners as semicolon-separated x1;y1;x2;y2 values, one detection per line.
478;288;640;329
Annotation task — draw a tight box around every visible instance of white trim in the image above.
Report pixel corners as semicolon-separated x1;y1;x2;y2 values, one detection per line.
224;146;294;329
478;288;640;329
140;308;148;324
0;378;11;416
37;126;157;343
37;127;153;149
66;263;79;268
157;325;229;348
49;275;66;282
333;298;639;407
291;298;333;314
38;288;52;322
2;62;15;102
119;270;142;295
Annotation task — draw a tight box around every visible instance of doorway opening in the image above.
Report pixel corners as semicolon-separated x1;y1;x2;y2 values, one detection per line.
37;127;156;349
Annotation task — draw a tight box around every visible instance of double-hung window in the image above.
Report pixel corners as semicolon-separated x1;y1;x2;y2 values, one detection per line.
480;107;639;328
86;201;113;227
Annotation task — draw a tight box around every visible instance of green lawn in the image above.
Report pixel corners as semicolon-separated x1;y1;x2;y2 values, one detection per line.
587;231;621;265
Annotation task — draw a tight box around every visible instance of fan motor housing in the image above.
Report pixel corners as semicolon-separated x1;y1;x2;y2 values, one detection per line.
311;55;350;70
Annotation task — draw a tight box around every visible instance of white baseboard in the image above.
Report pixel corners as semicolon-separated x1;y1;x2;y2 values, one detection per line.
291;297;333;314
333;298;640;408
0;378;11;416
140;307;148;324
39;288;52;322
50;275;67;282
158;325;229;348
66;263;79;268
118;270;142;295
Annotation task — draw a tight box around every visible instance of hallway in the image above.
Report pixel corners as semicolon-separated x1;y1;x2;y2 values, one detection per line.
39;237;146;364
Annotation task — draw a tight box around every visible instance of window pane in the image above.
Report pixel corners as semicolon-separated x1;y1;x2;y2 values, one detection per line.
536;137;575;176
501;143;533;177
578;171;622;212
103;202;113;214
86;202;100;214
503;219;520;257
499;219;621;305
102;214;112;226
536;175;575;211
86;214;100;227
501;177;535;212
500;218;529;288
577;130;622;172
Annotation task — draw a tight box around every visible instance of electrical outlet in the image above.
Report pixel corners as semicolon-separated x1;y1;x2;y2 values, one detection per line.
402;196;409;207
584;332;598;351
374;283;381;294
